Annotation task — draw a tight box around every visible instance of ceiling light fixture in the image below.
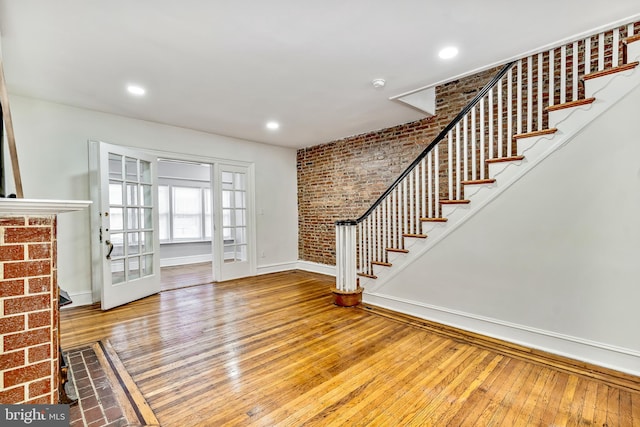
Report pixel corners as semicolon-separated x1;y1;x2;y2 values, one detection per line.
127;84;146;96
266;121;280;130
371;78;386;88
438;46;459;59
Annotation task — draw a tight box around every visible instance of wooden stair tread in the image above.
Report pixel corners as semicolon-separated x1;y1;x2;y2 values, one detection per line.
583;62;639;81
420;217;448;222
371;261;392;267
357;272;377;279
440;199;470;205
403;233;428;239
513;128;557;139
386;248;409;253
461;178;496;185
623;34;640;45
486;155;525;164
545;98;595;112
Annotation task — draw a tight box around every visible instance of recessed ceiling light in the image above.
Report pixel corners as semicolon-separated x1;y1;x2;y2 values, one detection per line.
371;78;386;88
438;46;459;59
266;121;280;130
127;84;146;96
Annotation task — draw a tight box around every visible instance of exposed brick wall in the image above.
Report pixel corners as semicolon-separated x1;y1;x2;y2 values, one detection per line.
297;66;502;265
0;215;59;404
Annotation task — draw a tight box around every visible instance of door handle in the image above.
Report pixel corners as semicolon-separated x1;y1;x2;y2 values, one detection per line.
105;240;114;260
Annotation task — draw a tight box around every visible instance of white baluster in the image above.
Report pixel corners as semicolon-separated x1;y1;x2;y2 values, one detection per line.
549;48;555;107
448;126;454;200
613;28;620;67
392;188;398;248
471;105;477;180
367;216;372;273
561;45;567;104
488;88;494;161
598;32;605;71
507;68;513;155
498;77;503;157
409;172;414;234
462;117;467;188
427;151;433;218
420;157;426;222
402;179;408;235
452;123;466;200
434;146;440;217
480;97;486;180
527;56;532;133
572;41;579;102
385;196;391;252
537;53;543;131
517;60;523;135
585;36;592;75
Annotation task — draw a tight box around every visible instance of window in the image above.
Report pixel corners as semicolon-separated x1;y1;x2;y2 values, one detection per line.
158;184;211;242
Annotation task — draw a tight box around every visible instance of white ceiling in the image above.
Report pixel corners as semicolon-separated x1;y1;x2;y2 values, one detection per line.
0;1;638;149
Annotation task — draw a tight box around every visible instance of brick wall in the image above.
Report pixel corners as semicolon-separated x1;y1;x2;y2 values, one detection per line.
297;66;502;265
0;215;59;404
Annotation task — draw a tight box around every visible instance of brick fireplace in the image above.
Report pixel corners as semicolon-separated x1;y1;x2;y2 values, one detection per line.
0;199;90;404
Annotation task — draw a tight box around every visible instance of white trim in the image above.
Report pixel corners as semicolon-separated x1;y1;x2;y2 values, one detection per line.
363;292;640;377
296;260;336;276
0;199;91;214
256;261;299;275
61;291;94;308
160;254;212;268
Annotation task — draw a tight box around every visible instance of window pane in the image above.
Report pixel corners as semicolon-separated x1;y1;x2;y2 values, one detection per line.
141;254;154;277
139;160;151;184
234;191;245;208
108;154;122;180
127;207;139;230
222;172;233;190
111;259;125;284
128;257;140;280
126;184;138;206
140;184;153;207
236;245;247;262
235;210;245;227
141;231;154;253
109;182;123;205
236;227;246;245
172;186;202;239
234;172;246;190
109;207;123;231
222;190;232;208
127;232;140;255
110;233;124;258
222;209;232;227
204;189;211;239
158;186;170;240
141;208;153;229
125;157;137;181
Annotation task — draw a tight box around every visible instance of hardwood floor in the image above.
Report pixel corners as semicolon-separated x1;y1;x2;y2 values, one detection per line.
61;271;640;426
160;262;213;292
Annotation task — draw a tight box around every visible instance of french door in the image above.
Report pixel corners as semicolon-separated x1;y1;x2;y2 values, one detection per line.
214;163;255;281
89;141;160;310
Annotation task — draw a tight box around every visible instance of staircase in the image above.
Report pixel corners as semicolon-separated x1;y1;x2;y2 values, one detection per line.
336;22;640;375
335;20;640;374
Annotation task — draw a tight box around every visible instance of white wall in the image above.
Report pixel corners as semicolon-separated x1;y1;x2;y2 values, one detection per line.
4;95;299;304
368;83;640;375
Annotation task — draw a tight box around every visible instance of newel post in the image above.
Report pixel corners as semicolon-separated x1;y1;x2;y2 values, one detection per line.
332;220;363;306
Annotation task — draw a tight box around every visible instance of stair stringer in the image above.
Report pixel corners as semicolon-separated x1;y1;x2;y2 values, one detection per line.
362;56;640;291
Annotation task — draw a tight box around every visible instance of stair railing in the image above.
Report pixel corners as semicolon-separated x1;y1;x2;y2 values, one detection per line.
335;19;639;293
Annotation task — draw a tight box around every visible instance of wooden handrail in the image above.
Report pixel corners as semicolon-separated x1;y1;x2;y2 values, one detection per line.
0;59;24;198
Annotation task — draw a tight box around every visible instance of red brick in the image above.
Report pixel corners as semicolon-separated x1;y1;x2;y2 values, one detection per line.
3;327;51;352
4;260;51;279
28;243;51;260
4;227;52;243
29;378;51;399
4;294;51;315
28;378;51;399
3;360;51;387
0;385;25;403
0;350;25;370
28;217;53;226
0;315;25;334
28;343;51;363
28;311;51;329
0;217;26;227
0;279;25;296
25;394;52;404
28;276;51;294
0;245;25;261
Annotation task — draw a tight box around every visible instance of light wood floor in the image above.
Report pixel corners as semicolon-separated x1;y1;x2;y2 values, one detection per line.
61;270;640;426
160;262;213;292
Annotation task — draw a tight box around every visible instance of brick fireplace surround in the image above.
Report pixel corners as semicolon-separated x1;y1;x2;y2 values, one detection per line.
0;199;90;404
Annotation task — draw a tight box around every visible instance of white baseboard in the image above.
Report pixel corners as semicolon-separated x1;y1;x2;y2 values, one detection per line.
295;261;336;276
256;261;299;275
364;292;640;377
160;254;212;267
61;291;94;309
